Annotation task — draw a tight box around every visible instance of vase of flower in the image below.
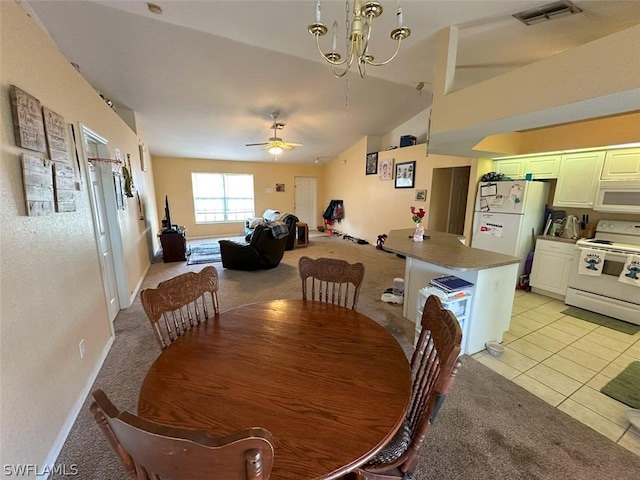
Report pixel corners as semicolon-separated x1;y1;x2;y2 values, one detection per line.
411;206;426;242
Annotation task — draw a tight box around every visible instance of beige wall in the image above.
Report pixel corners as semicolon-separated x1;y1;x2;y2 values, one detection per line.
1;2;157;471
152;156;323;239
320;141;474;244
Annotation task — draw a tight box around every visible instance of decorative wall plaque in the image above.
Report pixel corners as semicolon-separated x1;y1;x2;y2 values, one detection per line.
53;163;77;212
22;154;54;216
10;85;47;153
43;107;70;163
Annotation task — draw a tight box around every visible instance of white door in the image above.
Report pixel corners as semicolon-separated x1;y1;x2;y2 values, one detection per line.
81;126;120;323
294;177;317;227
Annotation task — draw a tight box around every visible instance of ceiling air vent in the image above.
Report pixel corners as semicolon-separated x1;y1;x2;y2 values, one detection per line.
513;0;583;26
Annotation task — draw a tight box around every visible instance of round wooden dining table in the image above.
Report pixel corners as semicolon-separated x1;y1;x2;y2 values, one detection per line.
138;299;412;480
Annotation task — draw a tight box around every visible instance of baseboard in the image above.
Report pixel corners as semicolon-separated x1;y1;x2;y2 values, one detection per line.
129;262;151;305
37;335;115;480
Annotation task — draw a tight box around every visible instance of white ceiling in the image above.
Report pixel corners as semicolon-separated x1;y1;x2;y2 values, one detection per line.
25;0;640;163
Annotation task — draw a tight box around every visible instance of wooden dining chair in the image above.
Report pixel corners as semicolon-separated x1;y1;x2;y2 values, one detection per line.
140;265;219;349
90;389;274;480
298;256;365;310
349;295;462;480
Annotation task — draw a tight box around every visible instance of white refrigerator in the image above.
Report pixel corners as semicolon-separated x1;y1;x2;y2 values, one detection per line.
471;180;550;278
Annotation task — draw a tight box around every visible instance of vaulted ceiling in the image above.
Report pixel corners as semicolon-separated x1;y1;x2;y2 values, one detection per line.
26;1;640;163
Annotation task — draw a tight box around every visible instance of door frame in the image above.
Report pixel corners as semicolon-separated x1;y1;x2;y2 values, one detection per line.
79;124;130;321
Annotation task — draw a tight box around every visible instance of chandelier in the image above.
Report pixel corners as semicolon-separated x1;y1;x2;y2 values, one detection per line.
307;0;410;78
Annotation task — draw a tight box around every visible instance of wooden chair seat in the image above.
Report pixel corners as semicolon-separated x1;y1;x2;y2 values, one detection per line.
140;266;219;349
90;389;274;480
352;295;462;479
298;256;365;310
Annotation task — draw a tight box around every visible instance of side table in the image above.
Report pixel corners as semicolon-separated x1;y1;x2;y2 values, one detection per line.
295;222;309;248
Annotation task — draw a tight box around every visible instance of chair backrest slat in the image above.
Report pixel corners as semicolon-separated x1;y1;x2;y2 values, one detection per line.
90;389;274;480
141;266;219;349
357;294;462;478
298;256;365;310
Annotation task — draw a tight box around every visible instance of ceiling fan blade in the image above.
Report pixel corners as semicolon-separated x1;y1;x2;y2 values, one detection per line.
284;142;303;147
245;142;269;147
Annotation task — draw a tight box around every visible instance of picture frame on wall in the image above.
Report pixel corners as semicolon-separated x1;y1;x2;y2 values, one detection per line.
365;152;378;175
415;189;427;202
395;161;416;189
378;158;394;181
113;172;125;210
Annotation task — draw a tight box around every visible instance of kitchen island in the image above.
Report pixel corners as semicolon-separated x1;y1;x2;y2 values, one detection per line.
384;229;521;355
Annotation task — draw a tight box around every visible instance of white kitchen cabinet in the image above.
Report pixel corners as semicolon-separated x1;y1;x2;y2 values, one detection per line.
524;155;561;179
553;151;606;208
494;154;561;179
493;158;525;178
601;148;640;180
530;239;575;299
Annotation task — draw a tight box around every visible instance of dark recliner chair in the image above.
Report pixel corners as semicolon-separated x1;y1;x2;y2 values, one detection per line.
219;224;288;271
280;213;299;251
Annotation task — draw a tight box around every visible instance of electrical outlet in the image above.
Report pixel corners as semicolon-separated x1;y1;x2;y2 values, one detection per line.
79;339;85;359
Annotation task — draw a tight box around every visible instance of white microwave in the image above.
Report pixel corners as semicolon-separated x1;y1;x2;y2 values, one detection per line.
594;180;640;214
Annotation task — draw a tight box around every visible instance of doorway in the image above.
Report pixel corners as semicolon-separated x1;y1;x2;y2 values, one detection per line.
294;177;317;228
429;166;470;235
79;124;128;324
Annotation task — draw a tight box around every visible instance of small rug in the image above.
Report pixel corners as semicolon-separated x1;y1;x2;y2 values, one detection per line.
561;307;640;335
601;361;640;409
187;243;221;265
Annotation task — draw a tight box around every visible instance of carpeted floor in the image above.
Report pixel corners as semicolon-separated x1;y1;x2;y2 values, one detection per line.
51;234;640;479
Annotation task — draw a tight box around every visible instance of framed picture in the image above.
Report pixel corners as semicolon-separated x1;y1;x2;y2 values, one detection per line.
378;159;394;181
395;161;416;189
139;142;148;172
113;172;125;209
275;183;285;192
365;152;378;175
415;189;427;202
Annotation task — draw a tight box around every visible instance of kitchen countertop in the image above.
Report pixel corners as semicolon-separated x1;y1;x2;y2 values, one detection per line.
536;235;579;244
384;229;521;271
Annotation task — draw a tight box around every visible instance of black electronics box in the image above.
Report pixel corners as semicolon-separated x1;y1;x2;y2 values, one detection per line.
400;135;417;147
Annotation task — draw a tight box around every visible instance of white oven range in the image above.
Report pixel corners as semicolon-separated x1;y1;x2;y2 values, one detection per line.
566;220;640;325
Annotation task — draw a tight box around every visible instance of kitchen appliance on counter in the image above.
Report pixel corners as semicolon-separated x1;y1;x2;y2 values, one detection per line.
566;220;640;325
472;180;550;279
560;215;581;239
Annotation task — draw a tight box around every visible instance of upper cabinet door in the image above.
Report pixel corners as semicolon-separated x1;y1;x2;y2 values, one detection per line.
524;155;561;179
601;148;640;180
553;151;606;208
493;158;524;178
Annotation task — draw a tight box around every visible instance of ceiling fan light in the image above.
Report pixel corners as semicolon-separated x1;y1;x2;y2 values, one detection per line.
269;146;283;155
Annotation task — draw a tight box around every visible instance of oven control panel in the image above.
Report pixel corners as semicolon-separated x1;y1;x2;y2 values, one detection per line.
596;220;640;235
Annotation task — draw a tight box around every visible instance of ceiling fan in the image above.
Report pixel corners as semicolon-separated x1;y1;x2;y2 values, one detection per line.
245;111;303;155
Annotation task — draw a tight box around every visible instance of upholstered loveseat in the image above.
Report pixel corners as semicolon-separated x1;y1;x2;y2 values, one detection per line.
244;209;280;236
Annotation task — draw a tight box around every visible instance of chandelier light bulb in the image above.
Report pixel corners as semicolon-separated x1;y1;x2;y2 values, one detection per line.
269;146;283;155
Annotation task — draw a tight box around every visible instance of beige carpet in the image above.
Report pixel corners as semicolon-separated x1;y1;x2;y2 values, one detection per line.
51;234;640;479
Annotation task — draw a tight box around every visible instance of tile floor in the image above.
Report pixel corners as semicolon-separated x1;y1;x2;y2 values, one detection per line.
471;290;640;456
